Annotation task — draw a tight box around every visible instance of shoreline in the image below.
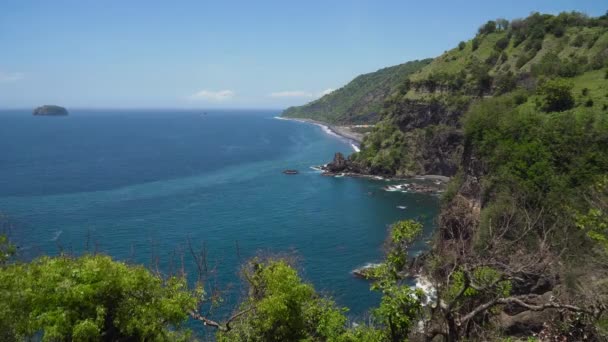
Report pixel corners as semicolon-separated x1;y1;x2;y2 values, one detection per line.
275;116;363;150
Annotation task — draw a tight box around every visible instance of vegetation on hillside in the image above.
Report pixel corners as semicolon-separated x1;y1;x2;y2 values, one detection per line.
282;59;432;124
352;10;608;177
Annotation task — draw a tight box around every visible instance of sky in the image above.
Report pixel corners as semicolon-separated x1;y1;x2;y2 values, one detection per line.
0;1;605;109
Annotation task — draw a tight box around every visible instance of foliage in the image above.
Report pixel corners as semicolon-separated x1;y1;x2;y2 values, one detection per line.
369;220;424;342
0;235;15;265
355;122;410;175
576;177;608;252
538;78;575;112
217;258;351;342
0;254;197;341
282;59;432;124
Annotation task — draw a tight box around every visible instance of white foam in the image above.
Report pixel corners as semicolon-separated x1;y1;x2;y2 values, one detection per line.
414;276;437;306
397;205;407;210
51;230;63;241
351;143;361;152
384;184;411;193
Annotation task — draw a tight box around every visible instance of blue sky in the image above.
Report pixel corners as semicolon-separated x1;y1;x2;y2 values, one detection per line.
0;1;605;109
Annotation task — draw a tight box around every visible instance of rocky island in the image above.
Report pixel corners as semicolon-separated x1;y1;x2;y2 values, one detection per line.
33;105;68;116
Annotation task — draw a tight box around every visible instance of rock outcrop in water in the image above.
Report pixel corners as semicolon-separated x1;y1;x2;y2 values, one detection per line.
33;105;68;116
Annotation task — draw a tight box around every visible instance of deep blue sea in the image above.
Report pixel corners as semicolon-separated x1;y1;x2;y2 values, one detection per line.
0;109;438;333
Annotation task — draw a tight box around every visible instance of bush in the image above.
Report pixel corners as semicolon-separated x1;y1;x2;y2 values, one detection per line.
494;71;517;95
472;37;480;51
494;36;510;51
498;51;508;64
538;78;575;112
0;255;197;341
585;99;594;107
515;52;534;68
572;34;585;47
458;41;466;50
582;88;589;96
485;51;500;65
478;20;497;35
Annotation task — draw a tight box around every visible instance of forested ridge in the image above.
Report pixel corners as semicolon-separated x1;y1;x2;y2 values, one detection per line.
282;59;432;124
2;10;608;341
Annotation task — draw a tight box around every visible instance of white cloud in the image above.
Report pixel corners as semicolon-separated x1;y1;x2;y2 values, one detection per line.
0;71;24;83
320;88;335;96
269;89;335;99
189;89;235;101
269;90;314;98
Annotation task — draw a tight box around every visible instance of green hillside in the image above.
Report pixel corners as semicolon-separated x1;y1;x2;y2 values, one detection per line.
354;11;608;177
281;59;431;124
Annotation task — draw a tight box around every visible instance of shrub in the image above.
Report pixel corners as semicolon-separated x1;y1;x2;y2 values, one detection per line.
458;41;466;50
472;37;480;51
494;71;517;95
582;88;589;96
538;78;575;112
515;52;534;68
572;34;585;47
494;36;510;51
585;99;594;107
485;51;500;65
478;20;497;35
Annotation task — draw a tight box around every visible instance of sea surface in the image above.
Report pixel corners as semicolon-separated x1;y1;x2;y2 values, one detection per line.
0;109;439;332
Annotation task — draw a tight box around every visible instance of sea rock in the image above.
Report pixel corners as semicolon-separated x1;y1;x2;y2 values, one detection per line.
282;169;298;175
33;105;68;116
326;152;348;172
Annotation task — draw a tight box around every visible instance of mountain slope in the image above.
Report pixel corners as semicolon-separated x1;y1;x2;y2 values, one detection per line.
352;11;608;177
281;59;432;124
350;11;608;340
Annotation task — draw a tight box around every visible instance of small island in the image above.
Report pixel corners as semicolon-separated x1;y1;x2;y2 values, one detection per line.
33;105;68;116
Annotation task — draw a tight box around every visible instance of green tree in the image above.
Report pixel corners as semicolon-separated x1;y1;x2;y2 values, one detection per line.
217;258;350;342
0;254;197;341
538;78;574;112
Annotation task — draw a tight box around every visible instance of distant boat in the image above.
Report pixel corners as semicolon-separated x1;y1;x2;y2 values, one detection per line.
283;169;298;175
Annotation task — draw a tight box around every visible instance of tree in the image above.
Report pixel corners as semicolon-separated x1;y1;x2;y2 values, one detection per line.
216;258;350;342
496;18;509;31
538;78;574;112
458;41;466;50
478;20;497;35
370;221;424;342
494;36;509;51
471;37;480;51
0;254;197;341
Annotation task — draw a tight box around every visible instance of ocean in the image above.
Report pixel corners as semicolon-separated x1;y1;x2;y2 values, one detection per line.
0;109;439;332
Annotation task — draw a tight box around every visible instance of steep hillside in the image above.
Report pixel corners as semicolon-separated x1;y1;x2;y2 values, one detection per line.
281;59;431;124
351;11;608;340
351;11;608;177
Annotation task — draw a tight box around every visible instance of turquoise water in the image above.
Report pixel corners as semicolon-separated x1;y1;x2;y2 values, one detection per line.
0;109;438;330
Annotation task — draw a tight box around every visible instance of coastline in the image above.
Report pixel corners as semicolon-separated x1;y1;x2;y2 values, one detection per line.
275;116;363;151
